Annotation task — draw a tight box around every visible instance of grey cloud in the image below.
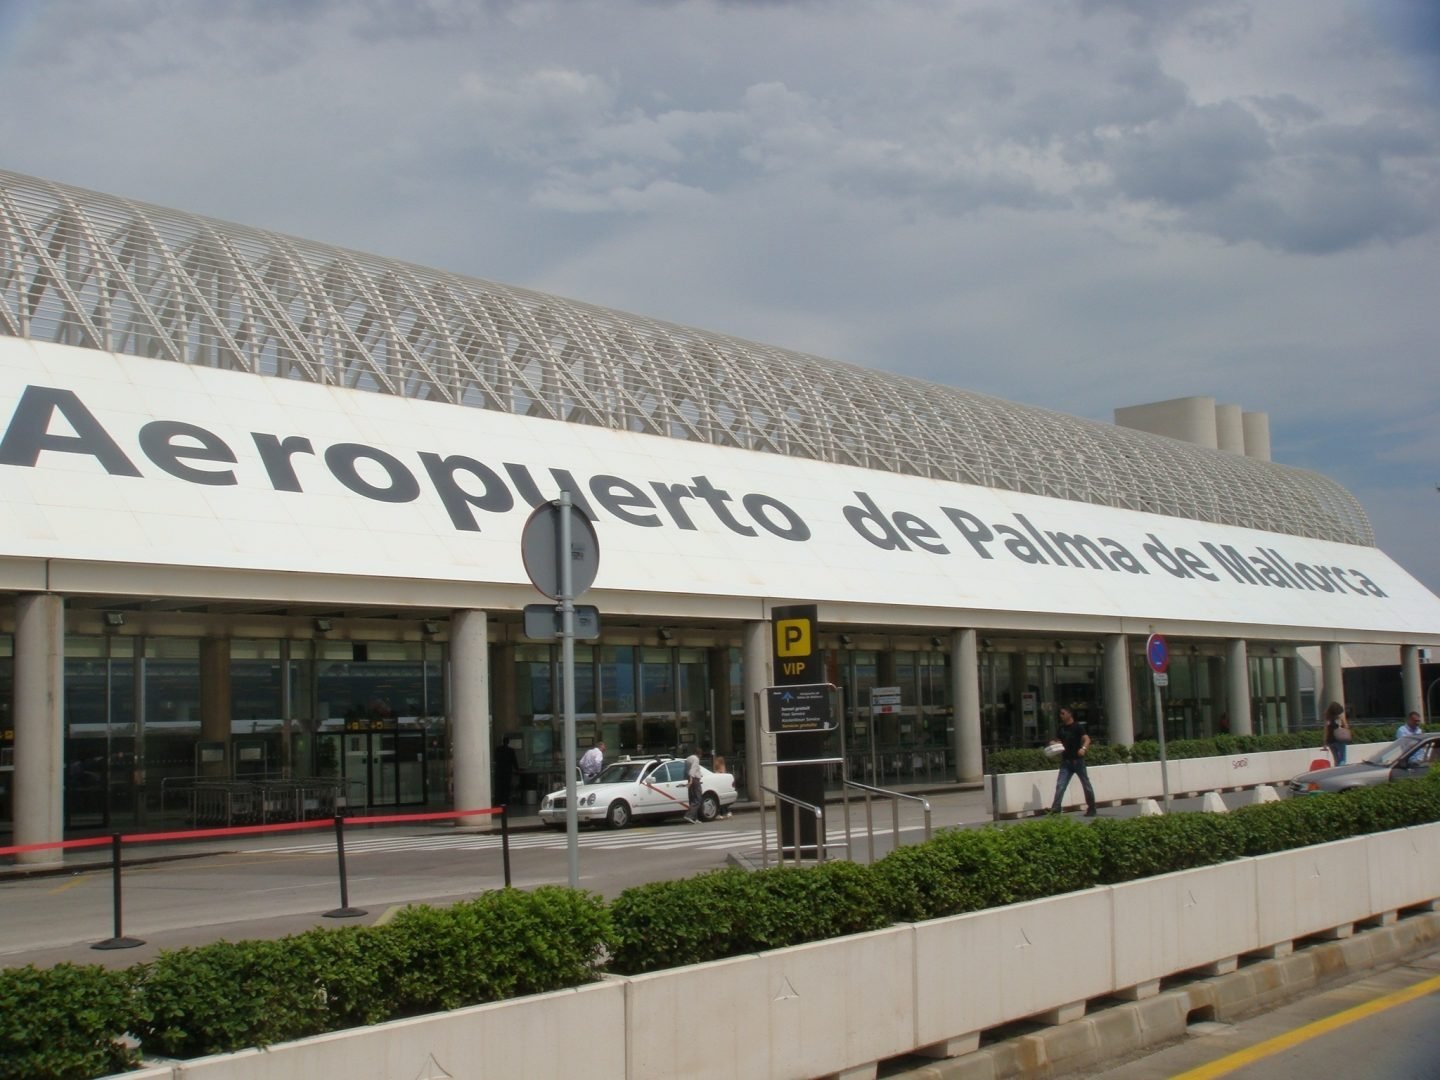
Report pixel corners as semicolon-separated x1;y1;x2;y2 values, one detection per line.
1106;101;1271;205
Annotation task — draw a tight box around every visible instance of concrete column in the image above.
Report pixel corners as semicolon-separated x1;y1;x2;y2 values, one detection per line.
1227;639;1253;736
742;620;772;804
1284;657;1303;731
950;629;982;783
14;594;64;866
1103;634;1134;746
199;638;231;778
1401;645;1423;721
1320;643;1345;717
450;610;491;826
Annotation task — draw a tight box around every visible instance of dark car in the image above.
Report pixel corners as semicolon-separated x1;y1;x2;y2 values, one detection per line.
1288;734;1440;796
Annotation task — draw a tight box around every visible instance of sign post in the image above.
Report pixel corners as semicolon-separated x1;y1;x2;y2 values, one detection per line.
521;492;600;888
771;604;824;854
1146;632;1172;811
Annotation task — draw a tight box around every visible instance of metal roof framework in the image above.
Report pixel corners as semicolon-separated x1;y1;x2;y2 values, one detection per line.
0;169;1373;546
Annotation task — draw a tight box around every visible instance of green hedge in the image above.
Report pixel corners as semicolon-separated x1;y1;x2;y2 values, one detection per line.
7;770;1440;1078
0;963;139;1080
987;725;1407;774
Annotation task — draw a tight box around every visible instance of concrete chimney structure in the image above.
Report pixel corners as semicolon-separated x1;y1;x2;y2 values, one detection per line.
1115;395;1273;462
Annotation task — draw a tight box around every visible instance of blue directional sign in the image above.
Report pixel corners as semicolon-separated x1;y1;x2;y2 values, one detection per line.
1146;633;1170;674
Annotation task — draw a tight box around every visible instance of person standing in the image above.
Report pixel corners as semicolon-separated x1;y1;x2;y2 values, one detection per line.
579;740;606;783
1048;707;1097;817
1396;711;1424;740
1323;701;1351;764
682;745;704;823
493;738;519;808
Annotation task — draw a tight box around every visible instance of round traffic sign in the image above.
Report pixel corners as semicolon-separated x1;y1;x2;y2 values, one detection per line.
1145;633;1170;674
521;501;600;600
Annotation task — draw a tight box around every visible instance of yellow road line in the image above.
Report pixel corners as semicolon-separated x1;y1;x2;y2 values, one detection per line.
1172;971;1440;1080
45;876;89;895
372;905;402;926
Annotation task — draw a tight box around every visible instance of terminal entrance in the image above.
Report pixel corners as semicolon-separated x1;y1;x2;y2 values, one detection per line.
315;729;428;812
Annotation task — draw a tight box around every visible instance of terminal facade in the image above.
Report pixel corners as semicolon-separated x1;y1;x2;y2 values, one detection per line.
2;168;1438;856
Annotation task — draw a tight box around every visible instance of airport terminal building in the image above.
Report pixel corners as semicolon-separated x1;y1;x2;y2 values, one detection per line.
2;168;1438;856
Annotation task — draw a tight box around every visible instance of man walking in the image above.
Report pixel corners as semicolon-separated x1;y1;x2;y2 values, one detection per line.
1397;712;1424;740
1049;707;1098;817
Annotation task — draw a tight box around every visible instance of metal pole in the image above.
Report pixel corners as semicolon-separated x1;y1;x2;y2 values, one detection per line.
1154;678;1172;811
92;833;143;950
500;805;512;888
559;491;580;890
324;813;366;918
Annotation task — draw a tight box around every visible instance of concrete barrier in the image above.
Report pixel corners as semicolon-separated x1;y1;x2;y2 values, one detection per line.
624;925;916;1080
1255;835;1372;947
991;743;1396;817
914;888;1113;1052
1110;859;1258;996
115;819;1439;1080
170;979;625;1079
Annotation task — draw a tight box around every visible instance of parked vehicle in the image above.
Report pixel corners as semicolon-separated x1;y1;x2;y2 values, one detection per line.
538;755;738;828
1288;734;1440;795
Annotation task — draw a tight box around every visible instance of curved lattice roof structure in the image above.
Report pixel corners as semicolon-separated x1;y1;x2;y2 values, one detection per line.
0;168;1373;546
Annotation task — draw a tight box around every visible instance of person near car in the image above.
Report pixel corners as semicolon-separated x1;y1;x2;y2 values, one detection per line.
1397;712;1424;740
579;740;605;782
1324;701;1351;764
1048;707;1097;817
682;746;704;822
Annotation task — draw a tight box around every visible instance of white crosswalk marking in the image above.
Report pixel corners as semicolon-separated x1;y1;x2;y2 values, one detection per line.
249;825;857;856
253;827;759;855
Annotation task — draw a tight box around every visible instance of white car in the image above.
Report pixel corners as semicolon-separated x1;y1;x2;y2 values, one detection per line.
538;756;738;829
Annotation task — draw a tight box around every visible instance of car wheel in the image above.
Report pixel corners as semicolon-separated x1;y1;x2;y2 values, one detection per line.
700;792;720;822
606;800;632;829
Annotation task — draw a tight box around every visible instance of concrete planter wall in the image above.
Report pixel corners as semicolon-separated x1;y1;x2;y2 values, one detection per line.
993;744;1394;817
120;820;1440;1080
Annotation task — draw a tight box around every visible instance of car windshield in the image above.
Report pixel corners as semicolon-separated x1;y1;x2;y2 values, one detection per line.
1367;737;1422;766
595;762;645;784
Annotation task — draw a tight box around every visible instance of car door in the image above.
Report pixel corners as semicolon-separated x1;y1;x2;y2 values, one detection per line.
638;760;687;817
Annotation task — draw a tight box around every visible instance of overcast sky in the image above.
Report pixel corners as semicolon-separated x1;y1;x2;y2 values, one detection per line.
2;0;1437;592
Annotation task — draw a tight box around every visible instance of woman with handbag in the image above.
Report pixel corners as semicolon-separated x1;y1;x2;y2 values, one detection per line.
1324;701;1352;764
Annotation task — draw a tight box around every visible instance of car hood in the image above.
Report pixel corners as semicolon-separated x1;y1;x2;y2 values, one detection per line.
1293;762;1387;787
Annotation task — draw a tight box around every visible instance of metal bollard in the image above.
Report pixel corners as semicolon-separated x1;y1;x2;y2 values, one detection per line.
92;833;144;950
323;813;366;918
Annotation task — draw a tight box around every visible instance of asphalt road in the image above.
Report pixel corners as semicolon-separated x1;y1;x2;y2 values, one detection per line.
0;786;995;969
1057;944;1440;1080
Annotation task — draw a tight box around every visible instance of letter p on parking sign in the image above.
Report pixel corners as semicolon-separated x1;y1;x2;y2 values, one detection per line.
777;619;810;657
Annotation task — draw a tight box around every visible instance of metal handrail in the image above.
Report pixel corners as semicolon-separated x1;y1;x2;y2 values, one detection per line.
841;780;931;865
758;784;827;868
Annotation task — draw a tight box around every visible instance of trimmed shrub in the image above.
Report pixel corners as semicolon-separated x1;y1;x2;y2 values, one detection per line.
132;935;339;1059
0;963;138;1080
871;816;1102;922
608;861;892;975
1092;812;1241;883
381;886;614;1016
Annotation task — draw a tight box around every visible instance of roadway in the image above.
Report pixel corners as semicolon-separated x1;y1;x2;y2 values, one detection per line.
1052;944;1440;1080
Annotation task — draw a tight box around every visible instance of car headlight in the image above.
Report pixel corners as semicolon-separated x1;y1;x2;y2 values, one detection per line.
583;793;597;806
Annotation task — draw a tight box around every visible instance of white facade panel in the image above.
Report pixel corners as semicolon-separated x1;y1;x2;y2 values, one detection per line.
3;339;1440;635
